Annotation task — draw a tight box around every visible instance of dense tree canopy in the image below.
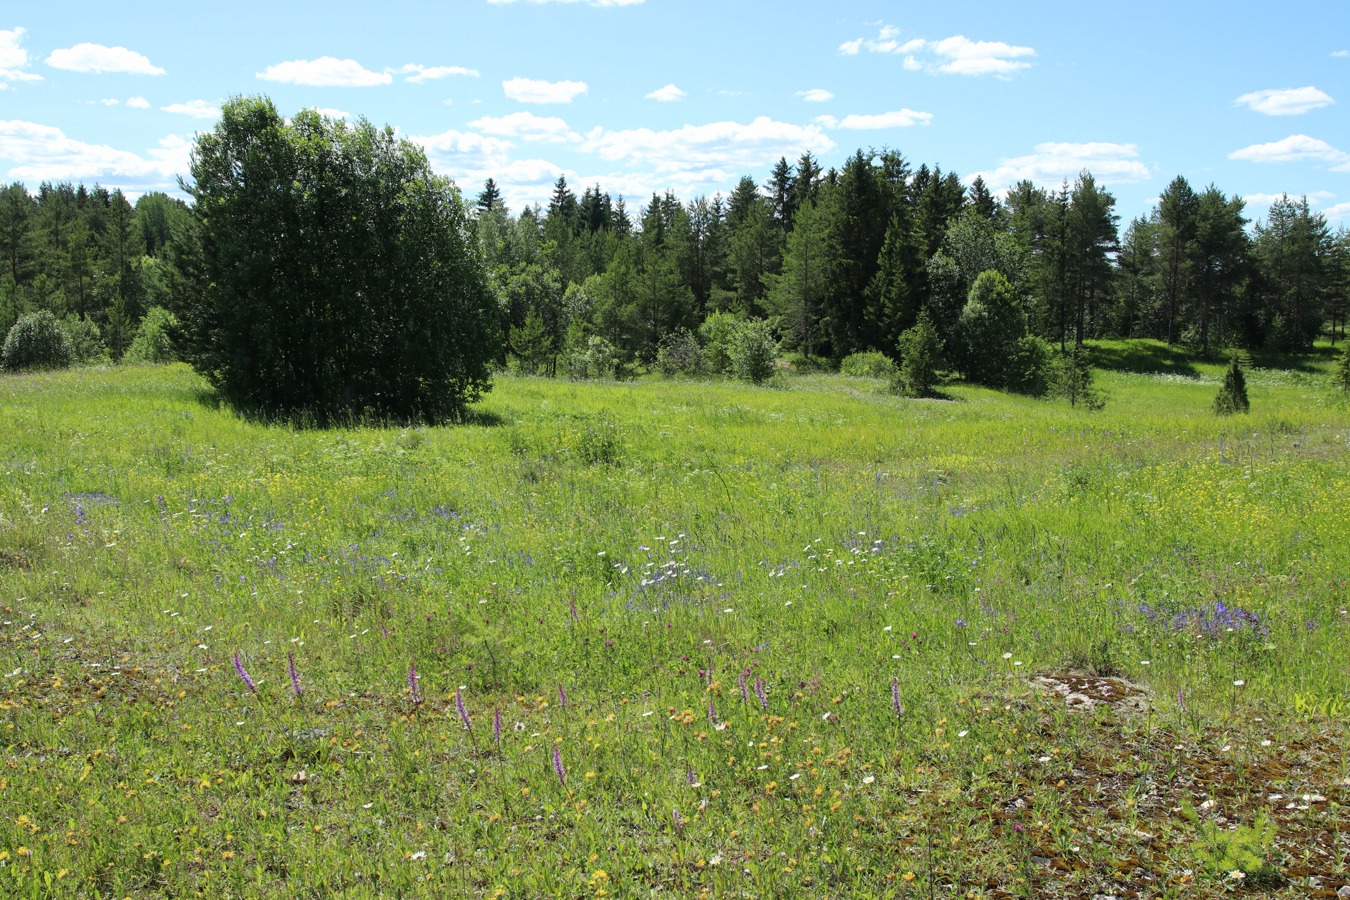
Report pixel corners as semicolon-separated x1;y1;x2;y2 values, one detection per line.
178;96;498;423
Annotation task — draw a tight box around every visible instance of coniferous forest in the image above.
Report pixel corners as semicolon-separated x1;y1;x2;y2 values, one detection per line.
1;150;1347;382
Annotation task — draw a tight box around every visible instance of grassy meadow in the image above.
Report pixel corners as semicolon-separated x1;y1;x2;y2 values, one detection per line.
2;346;1349;898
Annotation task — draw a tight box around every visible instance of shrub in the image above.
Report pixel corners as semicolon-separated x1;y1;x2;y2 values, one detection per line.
727;319;779;385
60;315;107;364
698;311;741;375
2;309;73;371
840;351;896;379
178;96;498;424
1214;354;1250;414
655;329;704;376
1005;335;1054;396
1333;345;1350;394
566;335;620;380
955;270;1028;388
124;307;179;364
892;311;943;397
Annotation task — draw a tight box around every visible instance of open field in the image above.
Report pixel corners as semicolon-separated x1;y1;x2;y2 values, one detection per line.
2;349;1349;898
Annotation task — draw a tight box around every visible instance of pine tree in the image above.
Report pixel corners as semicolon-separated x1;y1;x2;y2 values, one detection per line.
894;309;943;397
1332;344;1350;394
1213;354;1250;414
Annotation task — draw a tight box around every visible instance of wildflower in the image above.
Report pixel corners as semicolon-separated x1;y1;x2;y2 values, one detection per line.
754;677;768;710
287;652;303;698
707;698;717;724
672;809;683;829
232;652;257;694
493;708;503;744
891;679;904;718
455;689;472;730
553;746;566;786
738;670;749;703
558;684;569;709
408;664;423;705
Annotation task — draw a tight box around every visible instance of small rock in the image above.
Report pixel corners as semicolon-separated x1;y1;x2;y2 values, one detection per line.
1336;885;1350;900
290;770;308;784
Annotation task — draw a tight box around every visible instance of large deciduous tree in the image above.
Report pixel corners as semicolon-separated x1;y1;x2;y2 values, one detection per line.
178;96;498;424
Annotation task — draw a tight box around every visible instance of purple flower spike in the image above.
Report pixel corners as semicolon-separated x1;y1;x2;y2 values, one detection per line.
287;651;303;697
891;679;904;718
738;670;749;704
493;708;503;744
557;683;568;709
408;663;423;705
552;746;566;786
232;652;258;694
754;677;768;710
672;808;683;829
707;697;717;723
455;688;472;730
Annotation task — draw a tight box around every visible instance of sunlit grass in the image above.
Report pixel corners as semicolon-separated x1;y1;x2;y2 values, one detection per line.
1;350;1348;897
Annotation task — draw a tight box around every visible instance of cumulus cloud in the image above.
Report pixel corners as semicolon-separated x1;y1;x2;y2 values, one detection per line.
400;64;480;83
0;119;189;192
646;83;686;102
1235;87;1334;116
581;117;834;179
126;96;149;109
503;77;588;103
411;129;515;174
469;112;580;142
1229;134;1350;170
1321;201;1350;224
46;43;165;75
797;88;834;102
0;27;41;84
162;99;220;120
816;109;932;129
310;107;352;120
258;57;391;87
839;25;1034;77
968;142;1151;191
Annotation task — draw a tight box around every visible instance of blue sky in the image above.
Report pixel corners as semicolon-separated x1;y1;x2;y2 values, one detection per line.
1;0;1347;228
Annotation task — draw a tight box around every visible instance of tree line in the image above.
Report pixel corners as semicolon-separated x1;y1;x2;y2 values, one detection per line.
2;144;1347;381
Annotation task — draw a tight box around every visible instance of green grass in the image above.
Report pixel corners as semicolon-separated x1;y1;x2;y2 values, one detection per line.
1;349;1349;898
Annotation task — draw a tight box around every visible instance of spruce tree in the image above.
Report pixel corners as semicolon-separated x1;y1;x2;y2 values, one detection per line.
1332;345;1350;394
1213;354;1250;414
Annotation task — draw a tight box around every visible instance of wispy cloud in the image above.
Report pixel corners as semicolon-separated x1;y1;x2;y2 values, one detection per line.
581;117;834;181
469;111;580;142
503;77;587;103
816;109;932;129
1229;134;1350;170
1332;50;1349;58
258;57;391;87
400;64;480;83
645;83;685;102
0;28;41;85
46;42;165;75
797;88;834;103
310;107;352;120
162;99;220;120
839;25;1035;78
968;141;1150;191
1235;87;1334;116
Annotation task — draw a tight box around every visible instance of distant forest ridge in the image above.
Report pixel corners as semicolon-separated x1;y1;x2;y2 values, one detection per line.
1;146;1347;369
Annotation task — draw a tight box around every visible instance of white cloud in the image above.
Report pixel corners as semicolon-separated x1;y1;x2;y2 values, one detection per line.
411;129;515;174
1332;50;1349;58
1235;87;1334;116
46;43;165;75
646;83;686;102
311;107;352;120
487;0;643;5
469;112;580;142
257;57;391;87
0;119;189;192
126;96;149;109
797;88;834;103
582;117;835;178
0;27;41;84
1242;190;1335;211
162;99;220;120
503;77;588;104
1322;201;1350;224
829;109;932;129
968;142;1151;191
99;98;120;106
1229;134;1350;170
401;64;480;83
839;26;1034;77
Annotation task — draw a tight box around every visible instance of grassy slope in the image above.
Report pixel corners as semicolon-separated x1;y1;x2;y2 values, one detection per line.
1;346;1348;898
